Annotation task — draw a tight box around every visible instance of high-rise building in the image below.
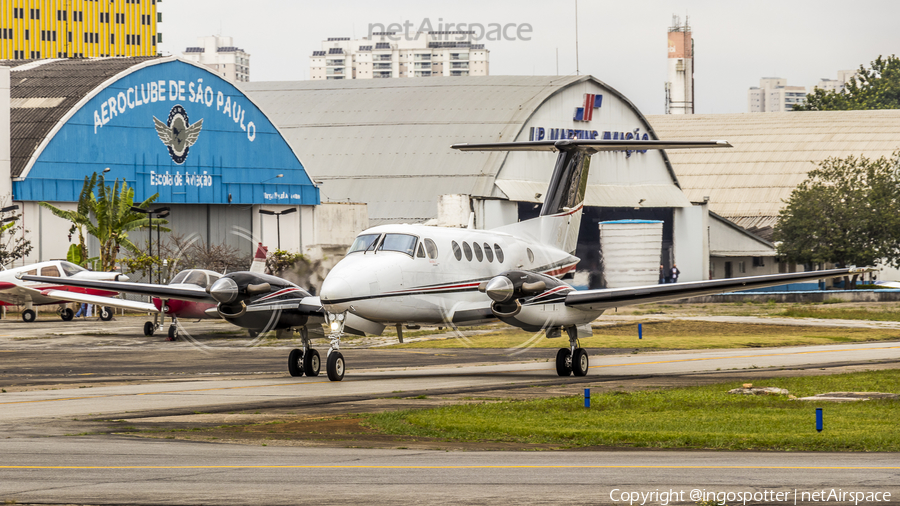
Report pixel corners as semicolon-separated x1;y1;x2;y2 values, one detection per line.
665;15;693;114
813;70;858;93
182;35;250;83
0;0;160;60
748;78;806;112
310;31;489;80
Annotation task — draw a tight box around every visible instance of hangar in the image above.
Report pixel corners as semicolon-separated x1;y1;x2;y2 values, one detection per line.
1;57;365;271
242;76;729;285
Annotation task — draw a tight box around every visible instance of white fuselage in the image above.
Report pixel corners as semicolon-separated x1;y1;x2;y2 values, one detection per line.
320;224;586;327
0;260;125;306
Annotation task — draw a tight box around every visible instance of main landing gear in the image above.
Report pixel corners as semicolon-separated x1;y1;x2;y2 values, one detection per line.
144;303;179;341
288;327;322;378
556;327;589;377
287;313;347;381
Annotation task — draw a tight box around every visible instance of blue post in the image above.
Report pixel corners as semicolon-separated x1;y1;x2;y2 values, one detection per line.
638;323;642;340
584;388;590;408
816;408;823;432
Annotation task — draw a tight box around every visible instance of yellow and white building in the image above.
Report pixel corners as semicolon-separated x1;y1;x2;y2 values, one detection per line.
0;0;160;60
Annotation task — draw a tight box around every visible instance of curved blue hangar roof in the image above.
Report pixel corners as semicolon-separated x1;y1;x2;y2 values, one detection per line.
10;57;319;206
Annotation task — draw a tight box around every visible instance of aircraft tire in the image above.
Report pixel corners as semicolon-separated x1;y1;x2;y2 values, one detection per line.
572;348;589;377
167;324;178;341
303;349;321;377
555;348;572;376
60;308;74;321
99;307;114;321
326;351;345;382
143;321;155;336
22;309;36;323
288;349;304;377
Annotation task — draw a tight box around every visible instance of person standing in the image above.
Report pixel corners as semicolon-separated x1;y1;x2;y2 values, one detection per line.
659;264;666;284
671;264;681;283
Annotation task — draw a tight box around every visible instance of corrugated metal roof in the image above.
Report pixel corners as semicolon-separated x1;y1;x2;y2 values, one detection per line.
241;75;598;223
3;56;161;178
648;111;900;228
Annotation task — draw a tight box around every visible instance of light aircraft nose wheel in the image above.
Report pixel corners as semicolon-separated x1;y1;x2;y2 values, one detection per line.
167;324;178;341
143;321;155;336
555;348;572;376
99;307;114;321
304;349;321;377
326;351;345;382
288;349;304;377
60;308;74;321
572;348;589;377
22;309;36;323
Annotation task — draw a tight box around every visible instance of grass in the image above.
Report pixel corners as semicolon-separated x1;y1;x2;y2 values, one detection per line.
778;307;900;322
384;321;900;350
364;369;900;451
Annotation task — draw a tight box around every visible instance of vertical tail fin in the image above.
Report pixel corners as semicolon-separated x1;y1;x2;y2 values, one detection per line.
250;242;268;274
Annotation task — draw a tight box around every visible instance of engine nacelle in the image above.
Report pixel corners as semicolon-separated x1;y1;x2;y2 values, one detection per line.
479;270;597;332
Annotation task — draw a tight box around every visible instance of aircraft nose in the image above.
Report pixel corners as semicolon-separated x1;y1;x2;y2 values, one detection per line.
320;277;352;303
208;277;239;303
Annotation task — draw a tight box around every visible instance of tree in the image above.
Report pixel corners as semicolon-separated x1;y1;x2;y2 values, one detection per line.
774;152;900;284
795;55;900;111
0;202;32;268
41;172;166;271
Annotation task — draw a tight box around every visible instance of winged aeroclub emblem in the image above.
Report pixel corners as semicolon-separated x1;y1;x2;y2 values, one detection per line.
153;105;203;165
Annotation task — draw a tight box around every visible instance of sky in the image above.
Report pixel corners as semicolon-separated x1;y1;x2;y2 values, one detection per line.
162;0;898;115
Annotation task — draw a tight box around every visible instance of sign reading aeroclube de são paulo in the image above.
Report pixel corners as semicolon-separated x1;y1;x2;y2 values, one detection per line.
15;58;319;207
92;77;256;143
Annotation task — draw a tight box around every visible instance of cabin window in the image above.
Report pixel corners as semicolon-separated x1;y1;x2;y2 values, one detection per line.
25;269;36;276
526;248;534;263
424;239;438;259
462;242;473;261
483;242;493;262
417;244;426;258
60;261;86;277
171;271;189;284
451;241;462;260
473;242;483;261
348;233;381;254
494;244;504;263
40;266;60;277
378;234;417;256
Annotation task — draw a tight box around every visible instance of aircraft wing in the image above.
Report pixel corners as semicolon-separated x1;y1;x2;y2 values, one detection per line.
20;275;215;303
41;290;159;313
0;282;43;305
565;268;863;311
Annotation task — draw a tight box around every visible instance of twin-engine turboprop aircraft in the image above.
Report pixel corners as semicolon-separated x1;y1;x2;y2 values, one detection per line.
25;139;864;382
313;139;863;381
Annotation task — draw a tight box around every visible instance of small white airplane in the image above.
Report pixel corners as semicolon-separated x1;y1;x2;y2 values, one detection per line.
309;139;865;381
20;243;272;340
0;260;128;322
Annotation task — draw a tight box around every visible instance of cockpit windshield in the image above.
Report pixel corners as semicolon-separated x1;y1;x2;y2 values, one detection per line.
170;270;214;288
377;234;417;257
59;261;87;277
347;234;381;254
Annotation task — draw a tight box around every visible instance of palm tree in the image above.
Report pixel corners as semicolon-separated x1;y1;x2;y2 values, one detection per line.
41;172;167;271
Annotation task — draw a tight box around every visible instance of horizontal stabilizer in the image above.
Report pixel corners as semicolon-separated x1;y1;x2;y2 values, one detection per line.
451;139;731;153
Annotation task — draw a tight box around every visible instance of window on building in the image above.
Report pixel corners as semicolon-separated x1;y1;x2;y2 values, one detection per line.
753;257;766;267
738;261;746;274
